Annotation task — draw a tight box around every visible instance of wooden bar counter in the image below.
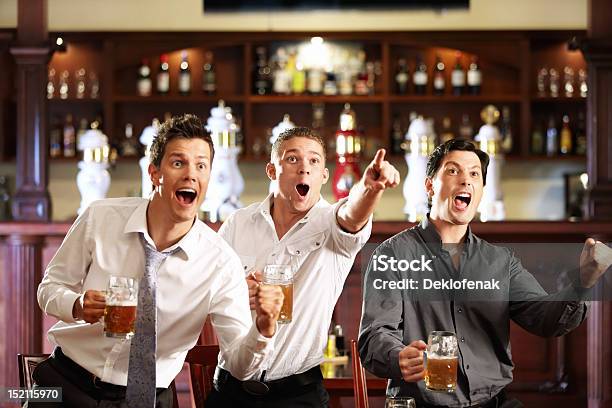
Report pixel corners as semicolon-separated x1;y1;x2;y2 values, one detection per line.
1;220;611;407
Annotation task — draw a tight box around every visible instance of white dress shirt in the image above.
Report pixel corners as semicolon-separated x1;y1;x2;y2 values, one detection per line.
218;193;371;380
38;197;273;388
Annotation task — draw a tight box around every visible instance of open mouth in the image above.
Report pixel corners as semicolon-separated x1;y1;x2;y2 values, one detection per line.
453;193;471;211
296;183;310;198
176;188;197;205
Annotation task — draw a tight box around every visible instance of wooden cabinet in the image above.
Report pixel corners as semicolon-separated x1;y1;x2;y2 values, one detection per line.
3;30;585;166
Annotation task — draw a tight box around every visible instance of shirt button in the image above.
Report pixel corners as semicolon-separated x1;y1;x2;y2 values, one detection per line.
296;250;301;254
457;308;463;313
461;336;465;342
466;364;470;369
271;253;276;256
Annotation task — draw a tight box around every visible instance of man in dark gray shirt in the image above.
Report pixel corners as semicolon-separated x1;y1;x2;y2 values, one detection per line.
358;139;610;408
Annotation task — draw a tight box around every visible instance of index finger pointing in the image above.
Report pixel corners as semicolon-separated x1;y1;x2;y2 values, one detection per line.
373;149;386;167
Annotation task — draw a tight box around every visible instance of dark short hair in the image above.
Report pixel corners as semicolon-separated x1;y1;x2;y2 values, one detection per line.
426;139;489;185
149;114;214;168
271;127;327;161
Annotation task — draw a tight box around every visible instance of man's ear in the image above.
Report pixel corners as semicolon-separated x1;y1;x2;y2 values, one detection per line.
322;167;329;184
149;163;161;187
425;177;434;198
266;162;277;181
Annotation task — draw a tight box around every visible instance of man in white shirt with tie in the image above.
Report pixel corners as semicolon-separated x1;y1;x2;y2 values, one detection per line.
208;127;401;407
35;114;283;407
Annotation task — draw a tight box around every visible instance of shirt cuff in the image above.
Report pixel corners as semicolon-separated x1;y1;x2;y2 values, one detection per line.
388;345;404;380
246;320;276;353
60;291;83;323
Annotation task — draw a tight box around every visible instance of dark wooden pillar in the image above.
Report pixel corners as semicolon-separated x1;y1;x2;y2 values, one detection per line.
3;234;44;387
9;0;50;221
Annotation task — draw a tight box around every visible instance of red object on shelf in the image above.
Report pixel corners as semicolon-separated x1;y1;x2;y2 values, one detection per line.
332;104;362;201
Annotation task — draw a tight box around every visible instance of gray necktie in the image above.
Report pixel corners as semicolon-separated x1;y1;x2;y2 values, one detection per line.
126;234;175;408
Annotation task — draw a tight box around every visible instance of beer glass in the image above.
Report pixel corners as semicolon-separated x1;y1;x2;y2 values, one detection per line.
424;331;459;392
385;397;416;408
262;264;293;324
104;276;138;339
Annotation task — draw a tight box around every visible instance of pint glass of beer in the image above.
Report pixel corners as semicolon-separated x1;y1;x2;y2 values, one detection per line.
385;397;416;408
424;331;458;392
104;276;138;339
262;264;293;324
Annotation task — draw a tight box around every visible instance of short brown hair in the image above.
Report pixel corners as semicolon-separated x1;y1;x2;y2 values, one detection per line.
271;127;327;162
426;139;489;186
150;114;215;168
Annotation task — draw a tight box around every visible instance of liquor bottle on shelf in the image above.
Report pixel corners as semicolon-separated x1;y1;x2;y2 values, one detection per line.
76;118;89;151
286;48;297;94
47;68;56;99
467;56;482;95
536;68;548;97
355;52;369;96
75;68;86;99
578;69;588;98
178;50;191;95
531;121;544;155
451;53;465;96
120;123;140;157
308;66;325;95
433;55;446;95
458;114;473;139
323;71;338;96
63;114;76;158
440;117;455;143
89;71;100;99
545;116;558;157
137;59;152;97
273;49;291;95
575;112;587;155
559;114;573;154
292;62;306;95
395;58;409;95
337;65;352;96
563;66;574;98
549;68;559;98
157;54;170;94
59;70;69;99
390;115;404;155
202;51;217;95
49;116;62;158
413;56;428;95
253;46;272;95
500;106;513;153
366;62;376;95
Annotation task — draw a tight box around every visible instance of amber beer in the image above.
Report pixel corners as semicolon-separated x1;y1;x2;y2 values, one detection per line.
104;276;138;339
425;331;459;392
425;356;458;392
263;264;293;324
104;303;137;338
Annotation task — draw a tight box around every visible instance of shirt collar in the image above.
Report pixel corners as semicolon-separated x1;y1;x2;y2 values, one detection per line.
418;216;474;247
253;192;328;224
123;199;200;259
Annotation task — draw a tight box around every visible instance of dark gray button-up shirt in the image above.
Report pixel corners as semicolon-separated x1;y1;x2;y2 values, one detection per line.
358;218;589;407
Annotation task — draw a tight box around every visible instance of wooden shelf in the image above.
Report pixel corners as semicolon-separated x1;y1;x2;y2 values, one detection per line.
248;95;385;104
48;98;103;104
531;96;587;103
388;94;522;103
113;94;245;103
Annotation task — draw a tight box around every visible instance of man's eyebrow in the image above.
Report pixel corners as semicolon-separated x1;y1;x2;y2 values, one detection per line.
444;160;481;169
284;149;323;157
168;152;210;159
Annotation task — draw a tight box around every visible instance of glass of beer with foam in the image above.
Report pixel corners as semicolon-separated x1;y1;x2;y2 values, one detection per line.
263;264;293;324
104;276;138;339
424;331;459;392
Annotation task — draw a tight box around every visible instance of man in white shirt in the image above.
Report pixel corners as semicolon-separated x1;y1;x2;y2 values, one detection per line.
208;127;401;407
34;114;283;407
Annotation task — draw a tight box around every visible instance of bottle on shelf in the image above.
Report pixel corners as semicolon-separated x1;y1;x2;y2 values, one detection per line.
63;114;76;158
47;68;56;99
59;70;69;99
413;55;428;95
563;66;574;98
531;121;544;155
333;324;346;356
120;123;140;157
500;106;513;153
312;102;325;139
366;61;376;95
548;68;559;98
395;58;409;95
440;116;454;143
451;53;466;96
49;116;62;158
157;54;170;95
545;116;558;157
458;114;473;139
536;67;548;97
89;71;100;99
273;48;291;95
76;118;89;151
467;56;482;95
137;59;152;97
178;50;191;95
253;46;272;95
337;64;353;96
559;114;573;155
75;68;86;99
354;52;369;96
578;69;588;98
391;115;404;155
433;55;446;95
202;51;217;95
307;66;325;95
575;111;587;155
323;71;338;96
292;61;306;95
